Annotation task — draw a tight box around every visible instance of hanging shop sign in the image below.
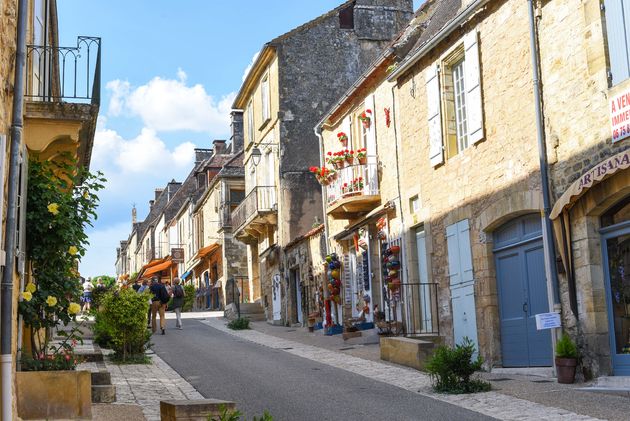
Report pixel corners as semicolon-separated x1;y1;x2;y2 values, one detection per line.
171;248;185;263
343;254;352;305
610;89;630;143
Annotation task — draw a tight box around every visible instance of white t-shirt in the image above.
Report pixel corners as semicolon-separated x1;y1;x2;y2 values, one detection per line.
83;281;94;293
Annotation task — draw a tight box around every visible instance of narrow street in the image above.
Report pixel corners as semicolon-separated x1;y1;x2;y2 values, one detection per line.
151;318;494;421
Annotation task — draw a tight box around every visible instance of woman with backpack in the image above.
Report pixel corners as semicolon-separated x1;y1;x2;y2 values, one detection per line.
172;278;185;330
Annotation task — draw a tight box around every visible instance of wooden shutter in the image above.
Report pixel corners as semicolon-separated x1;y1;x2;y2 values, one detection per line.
605;0;630;85
446;219;474;288
343;115;352;147
426;65;444;167
464;30;484;144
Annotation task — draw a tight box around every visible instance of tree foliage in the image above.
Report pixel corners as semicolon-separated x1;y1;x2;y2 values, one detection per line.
18;156;105;358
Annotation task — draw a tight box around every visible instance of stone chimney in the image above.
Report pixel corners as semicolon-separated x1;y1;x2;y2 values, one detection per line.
213;139;227;155
230;110;244;153
132;206;137;224
195;148;213;165
167;179;182;201
155;188;164;201
149;199;155;210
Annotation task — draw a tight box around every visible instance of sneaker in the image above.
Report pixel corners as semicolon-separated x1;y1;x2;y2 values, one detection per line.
161;328;165;335
177;326;183;330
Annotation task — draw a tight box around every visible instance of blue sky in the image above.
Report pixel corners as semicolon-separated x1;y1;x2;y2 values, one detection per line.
57;1;422;277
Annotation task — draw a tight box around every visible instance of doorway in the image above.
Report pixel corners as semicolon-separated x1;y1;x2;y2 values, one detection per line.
290;268;303;324
601;195;630;375
493;215;552;367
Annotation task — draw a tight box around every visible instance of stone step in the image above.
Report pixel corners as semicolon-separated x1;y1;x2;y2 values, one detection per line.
92;384;116;403
592;376;630;388
161;399;236;421
380;336;436;371
91;371;111;386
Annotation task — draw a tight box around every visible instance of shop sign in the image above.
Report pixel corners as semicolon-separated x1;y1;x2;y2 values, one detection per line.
534;312;561;330
610;89;630;142
171;248;184;263
343;254;352;305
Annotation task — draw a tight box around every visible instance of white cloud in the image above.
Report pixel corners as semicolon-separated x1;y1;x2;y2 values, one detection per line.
242;51;260;83
105;70;235;135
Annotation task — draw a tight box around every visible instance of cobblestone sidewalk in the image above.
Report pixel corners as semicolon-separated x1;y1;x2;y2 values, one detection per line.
79;348;203;421
200;317;607;421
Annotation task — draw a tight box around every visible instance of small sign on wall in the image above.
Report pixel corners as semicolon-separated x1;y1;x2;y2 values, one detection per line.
610;89;630;143
535;312;561;330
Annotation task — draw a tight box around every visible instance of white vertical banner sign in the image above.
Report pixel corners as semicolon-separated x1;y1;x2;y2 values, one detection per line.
343;254;352;305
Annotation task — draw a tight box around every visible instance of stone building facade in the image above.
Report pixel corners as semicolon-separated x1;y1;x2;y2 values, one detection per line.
231;0;415;324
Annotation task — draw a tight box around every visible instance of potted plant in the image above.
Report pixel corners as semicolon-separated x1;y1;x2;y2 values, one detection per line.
344;149;354;165
353;177;364;192
326;151;335;168
358;109;372;129
555;333;578;384
337;132;349;147
357;148;367;165
334;152;345;169
342;183;349;195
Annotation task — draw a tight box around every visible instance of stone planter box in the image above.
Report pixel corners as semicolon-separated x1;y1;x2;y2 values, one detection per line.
16;370;92;420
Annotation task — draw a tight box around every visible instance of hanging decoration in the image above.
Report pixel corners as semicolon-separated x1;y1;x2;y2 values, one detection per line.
384;107;391;128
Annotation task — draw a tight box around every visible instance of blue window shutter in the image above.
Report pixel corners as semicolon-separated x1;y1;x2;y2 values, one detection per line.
457;219;474;284
605;0;630;85
446;223;461;286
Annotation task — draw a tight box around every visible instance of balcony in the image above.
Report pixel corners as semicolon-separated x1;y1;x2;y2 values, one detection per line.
24;36;101;169
218;201;241;230
231;186;277;243
326;160;380;219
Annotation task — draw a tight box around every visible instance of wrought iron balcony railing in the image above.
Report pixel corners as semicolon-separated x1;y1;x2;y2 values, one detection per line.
326;159;379;205
231;186;277;233
26;36;101;105
218;201;242;229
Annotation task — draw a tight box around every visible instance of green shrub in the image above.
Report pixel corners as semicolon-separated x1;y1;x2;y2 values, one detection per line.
183;284;196;312
227;317;250;330
209;405;272;421
556;333;578;358
94;289;151;361
425;337;491;394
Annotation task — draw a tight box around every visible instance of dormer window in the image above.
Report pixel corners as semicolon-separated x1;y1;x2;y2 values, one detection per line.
339;3;354;29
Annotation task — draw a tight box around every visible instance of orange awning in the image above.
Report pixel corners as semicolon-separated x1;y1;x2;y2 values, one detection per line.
196;243;220;259
140;258;166;273
143;259;173;277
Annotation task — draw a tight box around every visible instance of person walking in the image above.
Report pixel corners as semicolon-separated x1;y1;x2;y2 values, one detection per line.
81;278;94;313
150;278;169;335
137;279;149;293
146;278;155;328
172;278;185;329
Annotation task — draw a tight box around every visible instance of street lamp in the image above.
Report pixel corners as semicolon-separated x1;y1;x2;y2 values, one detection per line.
251;146;262;166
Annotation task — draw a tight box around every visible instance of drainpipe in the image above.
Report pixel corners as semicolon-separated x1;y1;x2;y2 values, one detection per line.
527;0;560;366
3;0;27;419
314;127;330;256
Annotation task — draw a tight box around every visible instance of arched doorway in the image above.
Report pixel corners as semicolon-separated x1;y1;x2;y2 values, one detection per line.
493;214;552;367
601;195;630;375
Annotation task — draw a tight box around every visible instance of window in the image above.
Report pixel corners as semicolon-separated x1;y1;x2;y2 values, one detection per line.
247;101;254;145
604;0;630;85
410;195;421;214
425;31;484;167
261;76;270;122
339;3;354;29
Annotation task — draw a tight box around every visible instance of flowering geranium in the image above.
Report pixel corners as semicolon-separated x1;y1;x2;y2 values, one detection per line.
46;296;58;307
47;203;59;215
358;109;372;127
21;291;32;302
337;132;348;144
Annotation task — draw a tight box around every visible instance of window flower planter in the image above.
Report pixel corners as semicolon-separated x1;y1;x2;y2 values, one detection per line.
358;109;372;129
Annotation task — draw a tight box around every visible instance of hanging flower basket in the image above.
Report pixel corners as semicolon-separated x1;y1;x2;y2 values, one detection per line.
345;150;355;165
337;132;348;147
358;109;372;129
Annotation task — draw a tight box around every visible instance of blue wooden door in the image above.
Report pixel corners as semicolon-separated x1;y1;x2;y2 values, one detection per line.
494;216;552;367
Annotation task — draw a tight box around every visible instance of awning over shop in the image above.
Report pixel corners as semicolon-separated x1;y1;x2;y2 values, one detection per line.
194;243;220;260
550;149;630;219
181;270;193;280
333;200;394;241
137;258;167;279
143;259;173;278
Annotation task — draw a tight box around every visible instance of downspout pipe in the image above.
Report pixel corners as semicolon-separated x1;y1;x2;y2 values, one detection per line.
527;0;560;369
314;126;330;256
3;0;28;419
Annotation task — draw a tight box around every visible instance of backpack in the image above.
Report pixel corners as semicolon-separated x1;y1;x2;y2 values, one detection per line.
174;285;184;298
159;284;171;304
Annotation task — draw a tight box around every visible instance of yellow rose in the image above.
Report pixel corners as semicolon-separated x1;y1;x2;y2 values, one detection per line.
68;246;78;256
25;283;36;293
46;296;57;307
83;191;89;199
21;291;32;302
47;203;60;215
68;302;81;315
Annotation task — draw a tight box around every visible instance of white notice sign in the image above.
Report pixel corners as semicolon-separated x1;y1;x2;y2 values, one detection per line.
535;312;561;330
610;89;630;143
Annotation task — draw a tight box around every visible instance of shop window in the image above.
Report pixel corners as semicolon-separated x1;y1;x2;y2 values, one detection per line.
604;0;630;85
602;195;630;228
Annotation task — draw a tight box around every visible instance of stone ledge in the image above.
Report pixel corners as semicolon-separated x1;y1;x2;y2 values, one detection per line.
380;336;435;371
160;399;236;421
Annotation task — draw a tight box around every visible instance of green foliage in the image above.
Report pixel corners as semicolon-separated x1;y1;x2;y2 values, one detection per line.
183;284;195;312
556;333;578;358
129;272;139;283
425;337;491;394
227;317;250;330
20;324;84;371
94;275;116;288
95;289;151;361
209;405;272;421
18;156;105;359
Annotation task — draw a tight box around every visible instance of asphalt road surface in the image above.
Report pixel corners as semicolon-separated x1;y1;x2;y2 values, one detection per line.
151;319;495;421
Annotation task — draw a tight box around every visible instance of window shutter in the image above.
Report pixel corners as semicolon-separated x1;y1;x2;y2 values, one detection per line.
425;65;444;167
446;219;474;288
343;115;352;147
464;30;484;145
605;0;630;85
364;95;377;158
